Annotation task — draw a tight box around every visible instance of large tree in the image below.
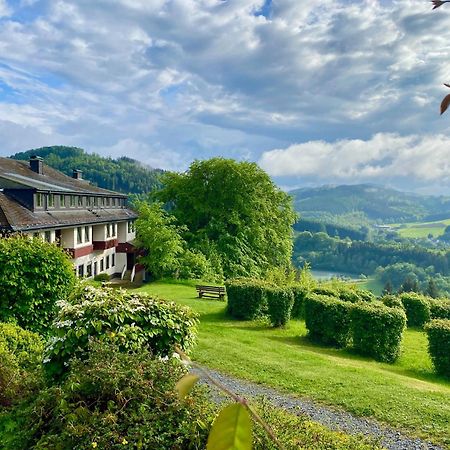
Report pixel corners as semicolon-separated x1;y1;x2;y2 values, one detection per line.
156;158;297;279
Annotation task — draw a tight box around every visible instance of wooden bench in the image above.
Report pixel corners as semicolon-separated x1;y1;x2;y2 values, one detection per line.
196;285;226;300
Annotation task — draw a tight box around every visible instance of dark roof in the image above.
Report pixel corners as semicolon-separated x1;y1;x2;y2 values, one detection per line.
0;192;137;231
0;158;126;196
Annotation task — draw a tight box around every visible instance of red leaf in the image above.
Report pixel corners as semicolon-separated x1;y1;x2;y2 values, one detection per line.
440;94;450;115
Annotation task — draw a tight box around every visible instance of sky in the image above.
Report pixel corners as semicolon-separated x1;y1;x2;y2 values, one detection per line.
1;0;450;193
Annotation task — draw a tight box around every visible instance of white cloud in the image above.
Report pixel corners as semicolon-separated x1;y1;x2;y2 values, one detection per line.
259;133;450;186
0;0;11;17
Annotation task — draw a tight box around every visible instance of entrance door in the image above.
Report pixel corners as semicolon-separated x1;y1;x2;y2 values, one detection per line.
93;261;98;276
127;253;135;270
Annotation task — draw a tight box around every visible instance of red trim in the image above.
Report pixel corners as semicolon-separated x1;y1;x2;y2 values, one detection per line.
135;263;145;272
93;239;118;250
67;244;94;258
116;242;136;253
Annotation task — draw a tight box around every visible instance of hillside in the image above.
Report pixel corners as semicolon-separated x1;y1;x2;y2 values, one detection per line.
290;184;450;224
11;146;163;195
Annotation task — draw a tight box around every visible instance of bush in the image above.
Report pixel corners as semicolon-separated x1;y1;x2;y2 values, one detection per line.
0;323;44;407
266;287;294;327
425;319;450;377
380;295;404;310
225;278;269;320
304;295;353;347
399;293;431;327
44;285;199;377
429;298;450;320
351;302;406;363
290;285;309;319
1;341;215;450
177;248;221;282
93;273;110;282
0;235;76;334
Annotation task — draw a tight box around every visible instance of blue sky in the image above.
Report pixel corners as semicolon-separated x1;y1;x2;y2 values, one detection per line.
1;0;450;193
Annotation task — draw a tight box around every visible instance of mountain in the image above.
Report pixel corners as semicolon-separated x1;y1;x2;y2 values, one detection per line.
10;146;163;195
290;184;450;224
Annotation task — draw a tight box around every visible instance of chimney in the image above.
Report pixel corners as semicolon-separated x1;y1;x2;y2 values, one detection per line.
72;169;83;180
29;156;43;175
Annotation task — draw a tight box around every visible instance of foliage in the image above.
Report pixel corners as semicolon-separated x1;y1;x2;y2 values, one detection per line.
253;399;382;450
266;287;294;328
135;201;186;279
156;158;297;279
351;302;406;363
1;341;214;449
93;273;109;282
225;278;270;320
0;235;76;335
290;285;309;319
429;298;450;320
12;146;162;195
177;248;222;282
380;295;404;310
0;323;44;407
425;319;450;377
44;285;198;377
304;294;353;347
399;293;431;328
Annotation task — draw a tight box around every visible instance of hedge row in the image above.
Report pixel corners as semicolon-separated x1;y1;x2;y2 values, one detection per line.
397;293;450;327
425;319;450;377
304;295;406;362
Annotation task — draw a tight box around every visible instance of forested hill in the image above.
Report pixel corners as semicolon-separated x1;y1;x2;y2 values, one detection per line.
290;184;450;224
11;146;163;195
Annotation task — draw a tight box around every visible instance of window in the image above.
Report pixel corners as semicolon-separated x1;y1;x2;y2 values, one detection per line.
101;197;105;207
84;226;90;242
78;264;84;278
77;227;83;244
48;194;54;208
60;195;66;207
86;262;92;278
100;259;104;272
128;220;135;233
106;255;110;269
106;224;111;238
33;232;40;239
106;197;110;207
36;193;43;208
44;231;51;242
94;197;98;207
112;223;116;236
112;253;115;267
70;195;75;207
94;261;98;276
78;196;83;207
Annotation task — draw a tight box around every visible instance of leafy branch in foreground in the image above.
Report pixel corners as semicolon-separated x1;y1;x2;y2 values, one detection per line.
174;347;286;450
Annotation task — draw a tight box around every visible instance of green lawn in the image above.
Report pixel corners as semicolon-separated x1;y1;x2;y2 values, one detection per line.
390;218;450;239
136;281;450;447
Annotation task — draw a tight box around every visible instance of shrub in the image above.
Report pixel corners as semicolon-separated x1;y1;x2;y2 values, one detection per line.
429;298;450;320
1;341;215;450
399;293;431;327
0;235;76;334
351;302;406;363
304;295;353;347
266;287;294;327
290;285;309;319
44;285;199;377
0;323;44;407
93;273;110;282
425;319;450;377
338;287;374;303
225;278;269;320
380;295;404;310
177;248;221;282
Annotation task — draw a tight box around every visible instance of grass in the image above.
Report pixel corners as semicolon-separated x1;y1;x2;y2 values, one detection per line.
390;217;450;239
136;281;450;447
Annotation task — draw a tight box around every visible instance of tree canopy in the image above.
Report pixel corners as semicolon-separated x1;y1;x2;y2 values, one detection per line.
156;158;297;279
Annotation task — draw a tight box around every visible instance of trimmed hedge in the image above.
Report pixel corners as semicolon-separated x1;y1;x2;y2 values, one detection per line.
429;298;450;320
44;285;199;377
225;278;269;320
380;295;404;310
399;293;431;328
351;302;406;363
290;285;309;319
304;294;353;347
425;319;450;377
266;287;294;327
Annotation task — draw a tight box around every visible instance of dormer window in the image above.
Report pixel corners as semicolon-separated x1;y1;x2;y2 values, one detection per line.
60;195;66;207
48;194;55;208
36;193;43;208
106;198;110;207
70;195;75;207
78;196;83;207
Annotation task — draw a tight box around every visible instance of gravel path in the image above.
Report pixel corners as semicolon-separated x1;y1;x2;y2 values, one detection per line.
192;367;444;450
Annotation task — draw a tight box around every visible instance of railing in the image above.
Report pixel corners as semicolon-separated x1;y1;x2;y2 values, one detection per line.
120;264;127;280
130;264;136;283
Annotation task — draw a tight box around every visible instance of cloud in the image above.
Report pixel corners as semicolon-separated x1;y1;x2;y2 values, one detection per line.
1;0;450;192
259;133;450;188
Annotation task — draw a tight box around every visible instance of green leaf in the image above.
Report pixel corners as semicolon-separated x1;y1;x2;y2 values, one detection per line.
175;373;199;400
206;403;252;450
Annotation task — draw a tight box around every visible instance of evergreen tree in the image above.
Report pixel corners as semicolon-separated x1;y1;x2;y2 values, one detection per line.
426;278;439;298
383;280;393;295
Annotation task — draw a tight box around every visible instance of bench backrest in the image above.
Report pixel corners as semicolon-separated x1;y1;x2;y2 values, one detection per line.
196;285;225;292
